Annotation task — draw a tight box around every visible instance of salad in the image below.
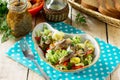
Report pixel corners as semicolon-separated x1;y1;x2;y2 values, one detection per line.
35;24;95;70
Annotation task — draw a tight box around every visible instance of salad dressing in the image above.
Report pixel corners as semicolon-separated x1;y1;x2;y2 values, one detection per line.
7;0;32;37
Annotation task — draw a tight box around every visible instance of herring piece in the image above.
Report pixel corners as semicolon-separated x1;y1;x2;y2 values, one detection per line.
59;51;74;64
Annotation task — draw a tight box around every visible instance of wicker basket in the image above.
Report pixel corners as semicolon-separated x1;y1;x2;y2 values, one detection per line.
68;0;120;28
43;4;69;22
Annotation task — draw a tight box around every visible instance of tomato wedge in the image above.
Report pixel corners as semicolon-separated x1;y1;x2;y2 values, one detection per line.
63;61;68;66
35;37;40;41
72;65;83;69
86;50;93;55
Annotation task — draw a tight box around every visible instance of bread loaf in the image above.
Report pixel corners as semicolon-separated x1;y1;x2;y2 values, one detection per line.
98;0;120;19
105;0;120;14
81;0;98;11
113;0;120;12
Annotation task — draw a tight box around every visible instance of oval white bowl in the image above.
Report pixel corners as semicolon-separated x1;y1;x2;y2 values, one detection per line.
32;22;100;72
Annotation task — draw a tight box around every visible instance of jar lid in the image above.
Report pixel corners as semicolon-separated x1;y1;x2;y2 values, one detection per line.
7;0;27;12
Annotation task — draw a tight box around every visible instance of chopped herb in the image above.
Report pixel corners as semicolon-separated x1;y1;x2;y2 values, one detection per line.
75;13;86;24
0;1;15;43
67;62;73;70
43;24;48;30
42;37;45;41
0;0;8;17
0;19;15;43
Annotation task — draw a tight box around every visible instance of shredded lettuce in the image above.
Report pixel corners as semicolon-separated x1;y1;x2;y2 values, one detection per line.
84;40;94;51
56;64;68;70
83;54;94;65
44;29;51;35
46;49;68;64
71;36;81;44
35;30;42;37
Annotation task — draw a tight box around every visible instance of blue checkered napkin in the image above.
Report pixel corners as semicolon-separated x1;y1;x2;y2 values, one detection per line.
6;22;120;80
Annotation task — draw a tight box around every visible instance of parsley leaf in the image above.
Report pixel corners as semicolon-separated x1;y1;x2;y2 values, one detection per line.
0;1;15;43
75;13;86;24
0;0;8;17
67;62;73;70
0;19;15;43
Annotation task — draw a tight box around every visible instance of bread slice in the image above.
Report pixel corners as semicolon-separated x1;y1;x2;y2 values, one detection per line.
113;0;120;12
105;0;120;14
98;0;120;19
81;0;98;11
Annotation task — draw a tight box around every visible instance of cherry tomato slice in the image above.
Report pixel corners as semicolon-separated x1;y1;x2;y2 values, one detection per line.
72;65;83;69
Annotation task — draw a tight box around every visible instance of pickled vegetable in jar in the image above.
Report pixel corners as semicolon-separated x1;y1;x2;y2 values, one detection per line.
7;0;32;37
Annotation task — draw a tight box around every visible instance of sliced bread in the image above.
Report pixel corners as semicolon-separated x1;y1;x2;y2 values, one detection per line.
105;0;120;14
81;0;98;11
113;0;120;12
98;0;120;19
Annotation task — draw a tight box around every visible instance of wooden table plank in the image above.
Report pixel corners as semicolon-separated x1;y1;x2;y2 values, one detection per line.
107;25;120;80
0;37;28;80
107;25;120;47
28;70;45;80
64;5;72;25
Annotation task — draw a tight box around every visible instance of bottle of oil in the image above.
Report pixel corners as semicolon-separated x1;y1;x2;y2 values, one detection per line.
43;0;69;22
7;0;32;37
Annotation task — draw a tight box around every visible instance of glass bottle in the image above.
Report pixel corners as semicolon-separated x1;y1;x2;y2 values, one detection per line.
43;0;69;22
7;0;32;37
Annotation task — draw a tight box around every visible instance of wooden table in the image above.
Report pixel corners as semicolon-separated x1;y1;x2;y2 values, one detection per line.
0;7;120;80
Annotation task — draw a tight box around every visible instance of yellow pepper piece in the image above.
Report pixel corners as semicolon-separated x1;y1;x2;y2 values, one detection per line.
52;31;64;41
70;57;80;64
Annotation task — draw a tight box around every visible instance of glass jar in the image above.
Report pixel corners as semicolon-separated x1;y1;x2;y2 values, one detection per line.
7;0;32;37
43;0;69;22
